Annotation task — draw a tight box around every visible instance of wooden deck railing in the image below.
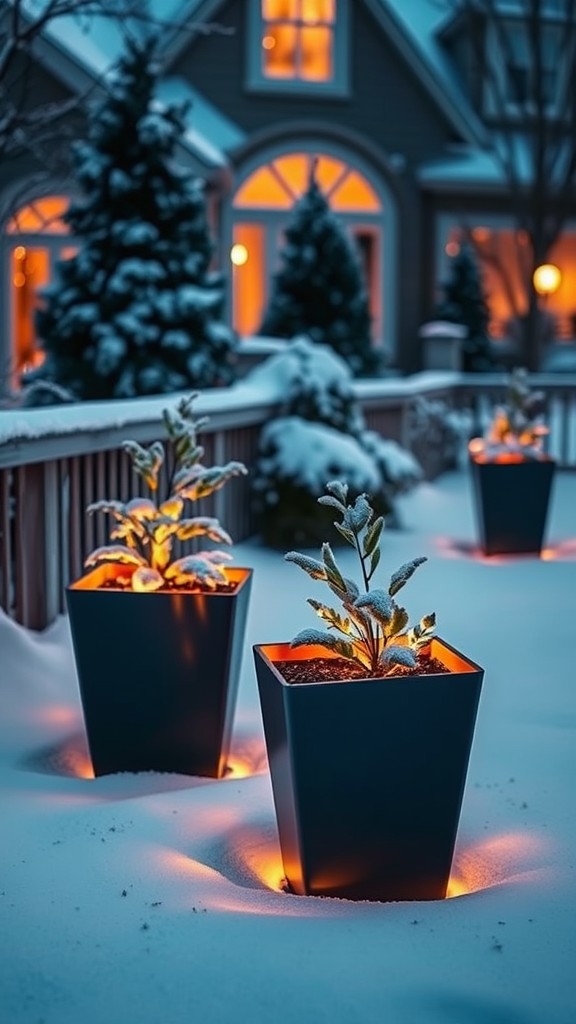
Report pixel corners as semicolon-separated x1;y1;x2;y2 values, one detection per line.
1;372;575;629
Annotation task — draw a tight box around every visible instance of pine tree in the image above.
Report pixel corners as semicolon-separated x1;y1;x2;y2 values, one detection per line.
260;172;379;377
435;243;495;372
32;39;237;401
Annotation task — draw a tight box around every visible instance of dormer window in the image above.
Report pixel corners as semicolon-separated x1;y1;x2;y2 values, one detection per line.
247;0;349;95
484;18;567;119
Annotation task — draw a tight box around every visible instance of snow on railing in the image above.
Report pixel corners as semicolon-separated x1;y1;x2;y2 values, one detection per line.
1;372;575;629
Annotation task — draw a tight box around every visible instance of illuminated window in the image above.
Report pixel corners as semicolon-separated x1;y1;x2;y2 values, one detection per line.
232;151;385;340
247;0;348;94
4;195;72;385
439;220;576;342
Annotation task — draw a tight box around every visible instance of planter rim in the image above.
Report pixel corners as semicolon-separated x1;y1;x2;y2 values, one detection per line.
68;563;252;594
254;636;483;688
469;453;555;466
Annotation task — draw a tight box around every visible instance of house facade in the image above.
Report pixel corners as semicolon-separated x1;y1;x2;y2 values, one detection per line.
1;0;575;388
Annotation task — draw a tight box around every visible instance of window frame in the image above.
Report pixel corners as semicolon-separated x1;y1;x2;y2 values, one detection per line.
482;15;570;122
246;0;350;98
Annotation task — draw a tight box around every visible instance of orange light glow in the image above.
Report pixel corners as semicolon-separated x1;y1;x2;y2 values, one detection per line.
225;735;268;779
34;704;78;728
262;34;276;49
447;831;549;898
14;245;26;259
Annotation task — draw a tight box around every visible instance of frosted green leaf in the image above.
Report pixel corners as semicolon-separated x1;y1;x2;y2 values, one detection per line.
354;589;393;627
381;645;417;669
285;552;328;580
326;480;348;504
388;557;427;597
290;629;355;661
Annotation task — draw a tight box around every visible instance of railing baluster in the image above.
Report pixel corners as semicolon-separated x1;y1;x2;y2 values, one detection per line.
0;469;12;615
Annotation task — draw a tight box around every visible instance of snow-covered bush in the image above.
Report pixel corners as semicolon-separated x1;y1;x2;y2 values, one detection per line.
407;396;464;479
249;337;421;546
29;39;237;402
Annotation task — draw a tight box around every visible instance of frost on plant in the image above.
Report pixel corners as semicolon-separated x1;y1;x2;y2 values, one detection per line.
470;367;549;462
285;481;435;677
84;393;247;591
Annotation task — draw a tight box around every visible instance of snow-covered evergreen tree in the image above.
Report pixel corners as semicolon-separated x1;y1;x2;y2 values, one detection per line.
435;243;495;372
31;39;237;401
260;171;379;377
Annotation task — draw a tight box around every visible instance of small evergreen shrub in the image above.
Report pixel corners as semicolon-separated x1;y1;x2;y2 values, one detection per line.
286;481;435;677
260;174;380;377
85;393;247;590
470;367;549;461
435;243;496;373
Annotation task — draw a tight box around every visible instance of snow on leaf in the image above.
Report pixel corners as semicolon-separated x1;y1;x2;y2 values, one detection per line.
388;557;427;597
84;545;147;568
290;629;355;661
284;552;328;580
326;480;348;504
354;589;393;627
131;567;164;592
317;495;346;513
125;498;158;521
87;500;125;519
348;494;372;532
176;518;232;545
381;645;417;669
164;556;227;588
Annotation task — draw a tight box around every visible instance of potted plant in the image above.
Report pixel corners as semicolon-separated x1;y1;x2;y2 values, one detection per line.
253;481;484;902
67;394;252;778
468;367;555;555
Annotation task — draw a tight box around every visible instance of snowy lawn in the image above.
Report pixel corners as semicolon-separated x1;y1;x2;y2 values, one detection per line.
1;469;575;1024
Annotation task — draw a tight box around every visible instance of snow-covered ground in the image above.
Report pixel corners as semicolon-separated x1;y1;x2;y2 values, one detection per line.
1;470;575;1024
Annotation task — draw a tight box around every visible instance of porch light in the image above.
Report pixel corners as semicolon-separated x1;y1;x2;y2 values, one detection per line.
533;263;561;297
230;243;249;266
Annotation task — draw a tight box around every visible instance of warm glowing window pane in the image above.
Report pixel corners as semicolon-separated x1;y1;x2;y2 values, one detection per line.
234;166;294;208
263;0;297;17
232;224;266;335
330;171;381;212
315;155;346;194
11;246;50;373
302;0;335;23
272;154;310;198
300;26;332;80
7;196;69;234
263;24;297;77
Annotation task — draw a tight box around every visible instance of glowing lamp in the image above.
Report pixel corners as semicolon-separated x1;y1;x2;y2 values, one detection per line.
230;243;249;266
532;263;561;297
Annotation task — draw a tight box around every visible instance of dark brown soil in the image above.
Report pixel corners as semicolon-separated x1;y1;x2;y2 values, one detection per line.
98;577;237;594
275;652;450;684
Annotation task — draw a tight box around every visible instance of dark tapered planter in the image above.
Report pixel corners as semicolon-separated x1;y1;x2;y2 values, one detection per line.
469;456;555;556
254;639;484;902
67;564;252;778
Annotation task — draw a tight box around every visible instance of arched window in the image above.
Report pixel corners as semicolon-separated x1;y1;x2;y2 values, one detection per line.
230;150;394;350
5;195;73;385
